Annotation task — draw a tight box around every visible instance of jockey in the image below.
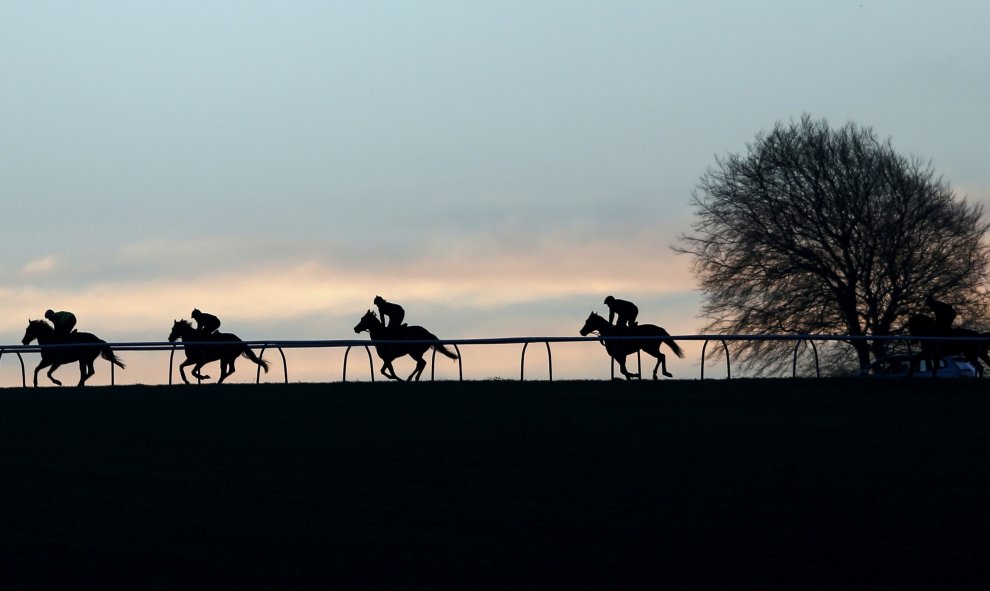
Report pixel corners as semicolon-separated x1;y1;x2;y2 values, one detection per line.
604;296;639;329
45;309;77;339
374;296;406;330
191;308;221;336
926;295;957;333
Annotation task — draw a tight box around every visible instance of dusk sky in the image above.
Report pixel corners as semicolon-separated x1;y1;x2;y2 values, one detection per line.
3;1;989;384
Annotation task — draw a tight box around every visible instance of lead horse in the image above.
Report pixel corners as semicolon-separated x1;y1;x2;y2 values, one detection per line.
580;312;684;380
168;319;270;384
354;310;458;381
21;319;126;387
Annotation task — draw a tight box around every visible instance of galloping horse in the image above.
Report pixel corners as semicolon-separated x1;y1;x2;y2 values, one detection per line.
21;320;126;387
907;314;990;377
579;312;684;380
168;319;270;384
354;310;458;381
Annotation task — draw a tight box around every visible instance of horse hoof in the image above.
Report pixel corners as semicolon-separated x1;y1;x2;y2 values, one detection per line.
663;371;673;378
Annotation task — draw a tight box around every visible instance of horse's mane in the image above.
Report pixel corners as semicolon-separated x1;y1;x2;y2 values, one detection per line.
175;319;194;328
29;319;53;330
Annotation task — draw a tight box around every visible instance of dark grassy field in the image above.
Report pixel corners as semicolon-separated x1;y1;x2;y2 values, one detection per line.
2;379;989;589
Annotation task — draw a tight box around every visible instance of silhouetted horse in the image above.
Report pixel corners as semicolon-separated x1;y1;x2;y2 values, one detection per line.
579;312;685;380
353;310;458;381
168;319;270;384
907;314;990;377
21;319;125;387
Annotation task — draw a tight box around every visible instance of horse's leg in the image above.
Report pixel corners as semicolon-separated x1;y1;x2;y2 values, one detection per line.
381;360;401;381
218;358;235;384
46;362;63;386
654;350;671;378
187;352;211;380
178;360;196;384
33;359;53;387
415;357;426;381
614;354;637;380
648;353;662;380
641;344;670;379
78;359;95;386
407;354;426;381
964;347;984;378
192;362;212;381
195;362;212;380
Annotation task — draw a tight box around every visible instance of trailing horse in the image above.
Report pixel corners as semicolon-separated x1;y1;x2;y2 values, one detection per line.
907;314;990;377
579;312;684;380
168;319;270;384
21;319;125;387
353;310;458;381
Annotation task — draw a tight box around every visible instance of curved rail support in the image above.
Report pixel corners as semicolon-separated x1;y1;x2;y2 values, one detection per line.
430;344;463;381
168;345;176;385
17;351;27;388
700;339;732;380
520;341;553;381
0;348;29;388
256;346;289;384
792;338;821;378
343;345;376;382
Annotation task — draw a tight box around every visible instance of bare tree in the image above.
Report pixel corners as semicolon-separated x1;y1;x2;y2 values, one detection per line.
675;115;990;374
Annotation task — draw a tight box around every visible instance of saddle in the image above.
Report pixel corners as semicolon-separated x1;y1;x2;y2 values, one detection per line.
385;324;409;339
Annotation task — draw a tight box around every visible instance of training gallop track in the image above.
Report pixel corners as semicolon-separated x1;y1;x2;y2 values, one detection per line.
1;379;988;588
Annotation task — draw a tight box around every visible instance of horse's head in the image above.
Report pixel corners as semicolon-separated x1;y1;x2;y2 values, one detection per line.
354;310;380;334
168;319;193;342
22;319;52;345
580;312;606;336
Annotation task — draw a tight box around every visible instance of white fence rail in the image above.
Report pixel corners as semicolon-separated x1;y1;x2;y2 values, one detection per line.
0;334;982;387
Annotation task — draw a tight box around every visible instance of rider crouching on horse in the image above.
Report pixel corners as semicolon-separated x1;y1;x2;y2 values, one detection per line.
604;296;638;331
45;309;77;340
374;296;406;336
191;308;221;338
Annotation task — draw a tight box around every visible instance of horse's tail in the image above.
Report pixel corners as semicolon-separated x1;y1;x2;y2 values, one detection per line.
101;346;126;369
658;329;685;359
242;348;270;372
433;343;459;360
424;331;458;360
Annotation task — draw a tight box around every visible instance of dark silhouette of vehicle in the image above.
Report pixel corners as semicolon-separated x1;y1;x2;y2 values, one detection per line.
863;353;976;379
